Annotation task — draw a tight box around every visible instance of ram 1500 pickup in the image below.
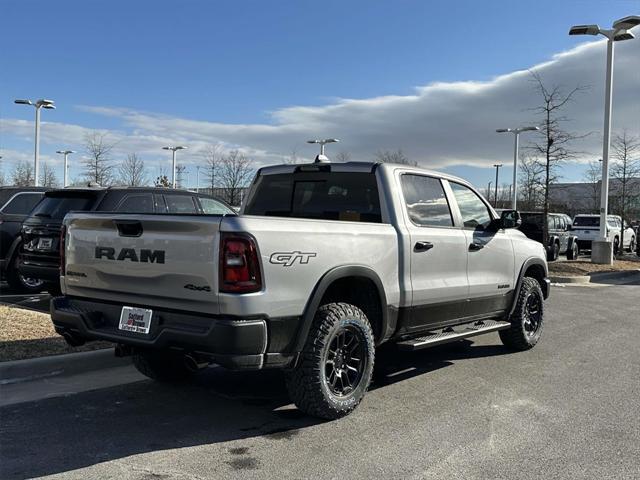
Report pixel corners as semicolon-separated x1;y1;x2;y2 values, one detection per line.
51;160;550;419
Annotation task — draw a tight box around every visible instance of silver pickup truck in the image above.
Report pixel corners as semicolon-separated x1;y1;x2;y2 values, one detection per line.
51;161;550;419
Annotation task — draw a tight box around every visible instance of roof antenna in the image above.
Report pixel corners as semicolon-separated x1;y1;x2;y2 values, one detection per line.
307;138;339;163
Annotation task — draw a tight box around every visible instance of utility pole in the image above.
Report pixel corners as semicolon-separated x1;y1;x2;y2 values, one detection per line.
493;164;503;207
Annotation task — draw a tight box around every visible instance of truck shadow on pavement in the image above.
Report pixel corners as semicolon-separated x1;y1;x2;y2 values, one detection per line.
0;340;512;479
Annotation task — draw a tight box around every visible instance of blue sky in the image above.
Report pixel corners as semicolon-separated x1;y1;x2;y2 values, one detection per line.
1;0;639;188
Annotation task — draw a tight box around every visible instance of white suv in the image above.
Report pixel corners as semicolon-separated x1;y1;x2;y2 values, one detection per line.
573;214;636;253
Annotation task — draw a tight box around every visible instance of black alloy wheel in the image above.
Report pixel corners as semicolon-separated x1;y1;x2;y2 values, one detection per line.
324;326;367;397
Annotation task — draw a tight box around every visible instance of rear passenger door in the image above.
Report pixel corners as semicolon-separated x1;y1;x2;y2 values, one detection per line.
400;174;469;332
448;182;515;318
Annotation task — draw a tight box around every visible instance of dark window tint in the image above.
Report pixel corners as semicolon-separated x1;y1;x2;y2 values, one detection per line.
1;192;44;215
520;213;543;231
450;183;492;230
29;194;96;219
401;175;453;227
199;197;234;215
116;194;155;213
165;195;197;214
245;172;382;223
573;216;599;227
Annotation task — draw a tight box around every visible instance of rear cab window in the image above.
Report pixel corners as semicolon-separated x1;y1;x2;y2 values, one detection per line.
165;194;198;214
199;197;234;215
245;171;383;223
116;194;155;213
573;216;599;227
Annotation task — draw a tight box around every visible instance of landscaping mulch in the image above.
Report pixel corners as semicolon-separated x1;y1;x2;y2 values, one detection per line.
0;305;109;362
548;256;640;277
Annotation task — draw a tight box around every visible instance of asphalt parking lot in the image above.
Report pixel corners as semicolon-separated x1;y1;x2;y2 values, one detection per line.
1;278;639;480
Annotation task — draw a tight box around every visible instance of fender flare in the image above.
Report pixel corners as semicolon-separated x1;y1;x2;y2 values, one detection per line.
4;236;23;272
508;257;550;317
292;265;393;353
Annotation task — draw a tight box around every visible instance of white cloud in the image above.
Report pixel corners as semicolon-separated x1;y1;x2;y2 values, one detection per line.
1;37;638;182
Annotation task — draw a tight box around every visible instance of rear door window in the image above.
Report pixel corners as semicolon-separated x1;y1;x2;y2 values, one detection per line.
401;174;453;227
116;194;155;213
165;194;198;214
199;197;233;215
1;192;44;215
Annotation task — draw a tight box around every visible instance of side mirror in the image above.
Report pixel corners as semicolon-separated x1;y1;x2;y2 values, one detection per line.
500;210;521;229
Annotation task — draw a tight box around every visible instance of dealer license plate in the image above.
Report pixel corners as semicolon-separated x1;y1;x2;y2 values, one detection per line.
119;306;153;334
37;238;54;250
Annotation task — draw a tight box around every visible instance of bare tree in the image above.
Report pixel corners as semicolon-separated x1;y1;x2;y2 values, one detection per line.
219;150;253;206
41;162;59;187
283;148;300;164
518;155;545;210
83;131;115;185
527;71;588;250
175;165;188;189
154;175;171;187
202;144;223;191
610;130;640;251
0;168;5;186
11;161;35;186
375;149;417;166
582;160;601;213
118;153;147;186
334;151;352;163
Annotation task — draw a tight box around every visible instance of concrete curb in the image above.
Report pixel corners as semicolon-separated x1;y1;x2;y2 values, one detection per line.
550;269;640;285
0;348;131;385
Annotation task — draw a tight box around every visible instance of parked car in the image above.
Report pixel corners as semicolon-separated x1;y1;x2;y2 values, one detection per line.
19;186;234;295
518;211;579;261
51;161;549;419
0;186;49;291
573;214;635;254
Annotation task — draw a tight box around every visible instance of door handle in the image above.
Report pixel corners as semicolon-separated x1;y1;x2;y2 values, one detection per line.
469;242;484;251
414;241;434;252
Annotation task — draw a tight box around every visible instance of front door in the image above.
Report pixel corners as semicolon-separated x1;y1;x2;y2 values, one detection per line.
400;174;469;332
448;182;515;318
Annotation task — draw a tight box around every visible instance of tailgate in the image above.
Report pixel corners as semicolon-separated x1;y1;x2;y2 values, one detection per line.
63;213;222;314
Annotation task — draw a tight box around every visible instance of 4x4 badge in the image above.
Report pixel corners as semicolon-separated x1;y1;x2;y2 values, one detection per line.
269;251;317;267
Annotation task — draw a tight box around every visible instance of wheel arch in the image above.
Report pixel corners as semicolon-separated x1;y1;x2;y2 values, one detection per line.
292;266;395;353
508;258;549;317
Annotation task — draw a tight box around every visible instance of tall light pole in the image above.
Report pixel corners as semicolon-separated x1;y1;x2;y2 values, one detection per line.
307;138;339;163
493;164;503;207
195;166;200;193
14;98;56;186
496;126;540;209
162;145;187;188
569;15;640;264
56;150;75;187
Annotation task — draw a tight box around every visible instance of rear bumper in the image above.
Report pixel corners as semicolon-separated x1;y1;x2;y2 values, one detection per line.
50;296;299;370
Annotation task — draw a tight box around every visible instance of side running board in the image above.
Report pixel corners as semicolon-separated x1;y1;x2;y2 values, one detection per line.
396;320;511;351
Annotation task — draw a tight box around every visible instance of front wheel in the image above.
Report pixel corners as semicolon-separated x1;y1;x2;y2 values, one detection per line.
499;277;545;351
285;303;375;420
628;236;636;253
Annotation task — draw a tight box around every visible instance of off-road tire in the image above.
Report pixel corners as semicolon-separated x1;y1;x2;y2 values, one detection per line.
567;241;579;260
285;303;375;420
499;277;544;351
5;255;44;293
132;350;196;382
547;242;559;262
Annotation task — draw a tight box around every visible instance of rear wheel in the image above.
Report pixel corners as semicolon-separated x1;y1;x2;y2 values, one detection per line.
628;236;636;253
132;350;197;382
566;241;579;260
500;277;544;351
613;237;620;256
5;255;44;293
285;303;375;420
547;242;559;262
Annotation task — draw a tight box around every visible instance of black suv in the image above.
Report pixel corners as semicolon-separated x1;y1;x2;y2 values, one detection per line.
519;211;579;261
19;186;233;294
0;186;49;291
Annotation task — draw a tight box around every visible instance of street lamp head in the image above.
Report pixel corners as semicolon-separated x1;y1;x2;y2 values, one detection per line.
496;128;512;133
613;15;640;31
307;140;320;144
162;146;171;150
323;138;339;144
569;24;600;36
175;146;187;151
56;150;75;154
14;99;33;105
613;31;635;42
521;126;540;132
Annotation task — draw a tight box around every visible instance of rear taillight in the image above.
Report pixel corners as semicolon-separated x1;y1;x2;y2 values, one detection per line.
219;233;262;293
60;225;66;275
